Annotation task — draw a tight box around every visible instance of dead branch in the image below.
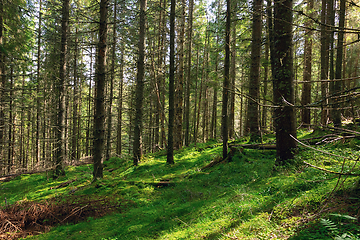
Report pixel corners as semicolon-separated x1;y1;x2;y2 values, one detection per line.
303;161;360;176
290;135;359;161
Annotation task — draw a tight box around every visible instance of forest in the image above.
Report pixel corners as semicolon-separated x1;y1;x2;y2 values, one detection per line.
1;0;360;239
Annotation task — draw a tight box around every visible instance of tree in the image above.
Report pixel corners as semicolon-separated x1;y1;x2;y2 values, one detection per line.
106;0;117;160
167;0;175;164
301;0;314;127
54;0;70;177
247;0;263;141
174;0;185;149
184;0;194;146
320;0;329;125
272;0;297;163
222;0;231;159
333;0;346;127
0;0;4;169
133;0;147;166
93;0;109;179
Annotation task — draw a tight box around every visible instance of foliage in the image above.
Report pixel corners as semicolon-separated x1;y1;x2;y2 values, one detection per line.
1;134;359;239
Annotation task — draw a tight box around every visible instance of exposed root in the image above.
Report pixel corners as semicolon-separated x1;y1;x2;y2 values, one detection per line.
0;196;134;240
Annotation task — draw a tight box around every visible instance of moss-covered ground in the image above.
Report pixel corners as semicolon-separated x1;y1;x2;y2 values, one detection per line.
1;129;360;239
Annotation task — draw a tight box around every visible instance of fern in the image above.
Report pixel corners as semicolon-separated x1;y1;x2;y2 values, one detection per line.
320;217;360;240
321;218;340;236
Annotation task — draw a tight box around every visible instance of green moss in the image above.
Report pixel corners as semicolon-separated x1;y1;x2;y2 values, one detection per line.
0;132;358;240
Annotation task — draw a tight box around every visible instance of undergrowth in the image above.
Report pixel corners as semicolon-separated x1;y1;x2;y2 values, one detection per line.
0;130;359;239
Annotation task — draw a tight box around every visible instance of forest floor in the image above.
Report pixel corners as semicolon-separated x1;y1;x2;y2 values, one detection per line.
1;127;360;239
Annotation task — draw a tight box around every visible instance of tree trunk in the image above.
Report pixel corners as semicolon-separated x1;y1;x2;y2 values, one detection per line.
229;1;237;139
247;0;263;142
106;1;117;160
273;0;297;163
71;28;79;162
93;0;108;179
320;0;329;125
333;0;346;126
36;0;42;164
116;45;124;156
133;0;147;166
184;0;193;146
0;0;4;169
167;0;175;164
7;67;14;173
174;0;185;149
222;0;231;159
54;0;69;177
301;0;313;127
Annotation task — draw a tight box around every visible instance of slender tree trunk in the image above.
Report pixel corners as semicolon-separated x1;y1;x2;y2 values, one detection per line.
106;1;117;160
7;67;14;173
36;0;42;164
0;0;4;168
333;0;346;126
320;0;329;125
229;1;237;139
54;0;70;177
154;0;164;150
262;21;269;131
193;49;200;144
116;46;124;156
211;40;219;139
184;0;193;146
301;0;313;127
71;28;79;162
247;0;263;142
93;0;108;179
167;0;175;164
222;0;231;159
86;47;93;156
196;41;208;145
174;0;185;149
273;0;297;163
328;0;335;123
133;0;147;165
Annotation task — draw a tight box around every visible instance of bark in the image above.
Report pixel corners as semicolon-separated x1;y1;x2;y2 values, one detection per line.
273;0;297;163
328;0;335;123
229;1;237;139
247;0;263;142
222;0;231;159
36;0;42;164
184;0;193;146
320;0;329;125
195;39;208;145
7;67;14;173
54;0;70;177
106;1;117;160
301;0;313;126
193;49;200;143
333;0;346;126
0;0;4;167
174;0;185;149
262;23;269;131
154;0;164;150
167;0;175;164
93;0;108;179
71;28;79;162
210;44;219;140
86;47;93;156
133;0;147;165
116;46;124;156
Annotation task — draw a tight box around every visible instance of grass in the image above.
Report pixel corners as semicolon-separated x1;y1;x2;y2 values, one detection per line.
1;131;360;239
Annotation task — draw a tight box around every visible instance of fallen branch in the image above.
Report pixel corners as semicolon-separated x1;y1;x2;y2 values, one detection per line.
290;135;359;161
232;144;276;150
303;161;360;176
